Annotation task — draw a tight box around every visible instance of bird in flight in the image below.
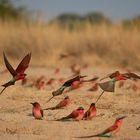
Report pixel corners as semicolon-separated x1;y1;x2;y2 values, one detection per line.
0;52;31;94
46;75;87;103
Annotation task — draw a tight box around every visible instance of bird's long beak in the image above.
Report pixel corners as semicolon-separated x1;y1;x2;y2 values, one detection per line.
30;102;33;105
80;75;87;78
121;116;127;119
99;76;108;81
117;116;127;120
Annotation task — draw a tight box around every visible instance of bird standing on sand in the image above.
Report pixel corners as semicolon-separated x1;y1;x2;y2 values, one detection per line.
31;102;43;120
58;107;84;121
84;103;96;120
78;116;127;138
0;52;31;94
44;96;71;110
88;83;98;92
46;75;87;103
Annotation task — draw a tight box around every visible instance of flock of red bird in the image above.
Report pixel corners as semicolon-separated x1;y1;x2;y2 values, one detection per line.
1;52;140;138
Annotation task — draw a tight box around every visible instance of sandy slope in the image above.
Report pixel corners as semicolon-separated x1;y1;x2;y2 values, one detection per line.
0;67;140;140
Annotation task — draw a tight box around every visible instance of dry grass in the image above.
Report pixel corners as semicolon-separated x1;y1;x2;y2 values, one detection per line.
0;20;140;70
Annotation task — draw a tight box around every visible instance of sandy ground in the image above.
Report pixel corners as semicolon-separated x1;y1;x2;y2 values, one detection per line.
0;67;140;140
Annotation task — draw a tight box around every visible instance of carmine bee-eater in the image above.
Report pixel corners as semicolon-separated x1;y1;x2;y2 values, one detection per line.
58;78;64;86
78;116;127;138
0;52;31;94
96;71;140;103
46;78;55;87
84;103;96;120
82;63;89;69
35;75;45;90
71;64;81;76
44;96;71;110
58;106;84;121
88;83;98;92
31;102;43;120
99;71;140;92
54;68;60;74
46;75;87;103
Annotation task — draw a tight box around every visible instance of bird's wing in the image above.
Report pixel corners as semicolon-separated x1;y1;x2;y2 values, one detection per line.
16;53;31;74
56;100;66;108
123;72;140;79
63;76;79;87
64;110;78;119
100;71;120;81
2;81;15;87
52;87;64;97
102;125;118;134
3;52;17;76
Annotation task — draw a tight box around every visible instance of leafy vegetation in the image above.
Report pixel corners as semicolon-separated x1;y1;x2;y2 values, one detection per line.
49;12;111;30
122;15;140;29
0;0;29;20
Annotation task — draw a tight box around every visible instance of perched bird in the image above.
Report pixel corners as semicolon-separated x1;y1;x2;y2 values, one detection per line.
84;103;96;120
59;53;69;59
78;116;127;138
0;52;31;94
44;96;71;110
54;68;60;74
59;52;76;59
21;78;27;86
34;75;46;90
131;83;140;92
46;78;55;86
58;106;84;121
35;75;45;85
38;81;46;90
82;63;89;69
71;64;81;76
47;75;87;103
118;81;125;88
88;83;98;92
58;78;64;86
31;102;43;120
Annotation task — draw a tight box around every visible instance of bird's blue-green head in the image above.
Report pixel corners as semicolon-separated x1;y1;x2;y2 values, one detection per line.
64;96;70;99
77;106;84;110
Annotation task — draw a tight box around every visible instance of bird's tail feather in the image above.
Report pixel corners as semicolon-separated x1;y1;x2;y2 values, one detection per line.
0;87;6;95
77;133;112;138
2;81;15;87
76;135;98;138
43;107;56;110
